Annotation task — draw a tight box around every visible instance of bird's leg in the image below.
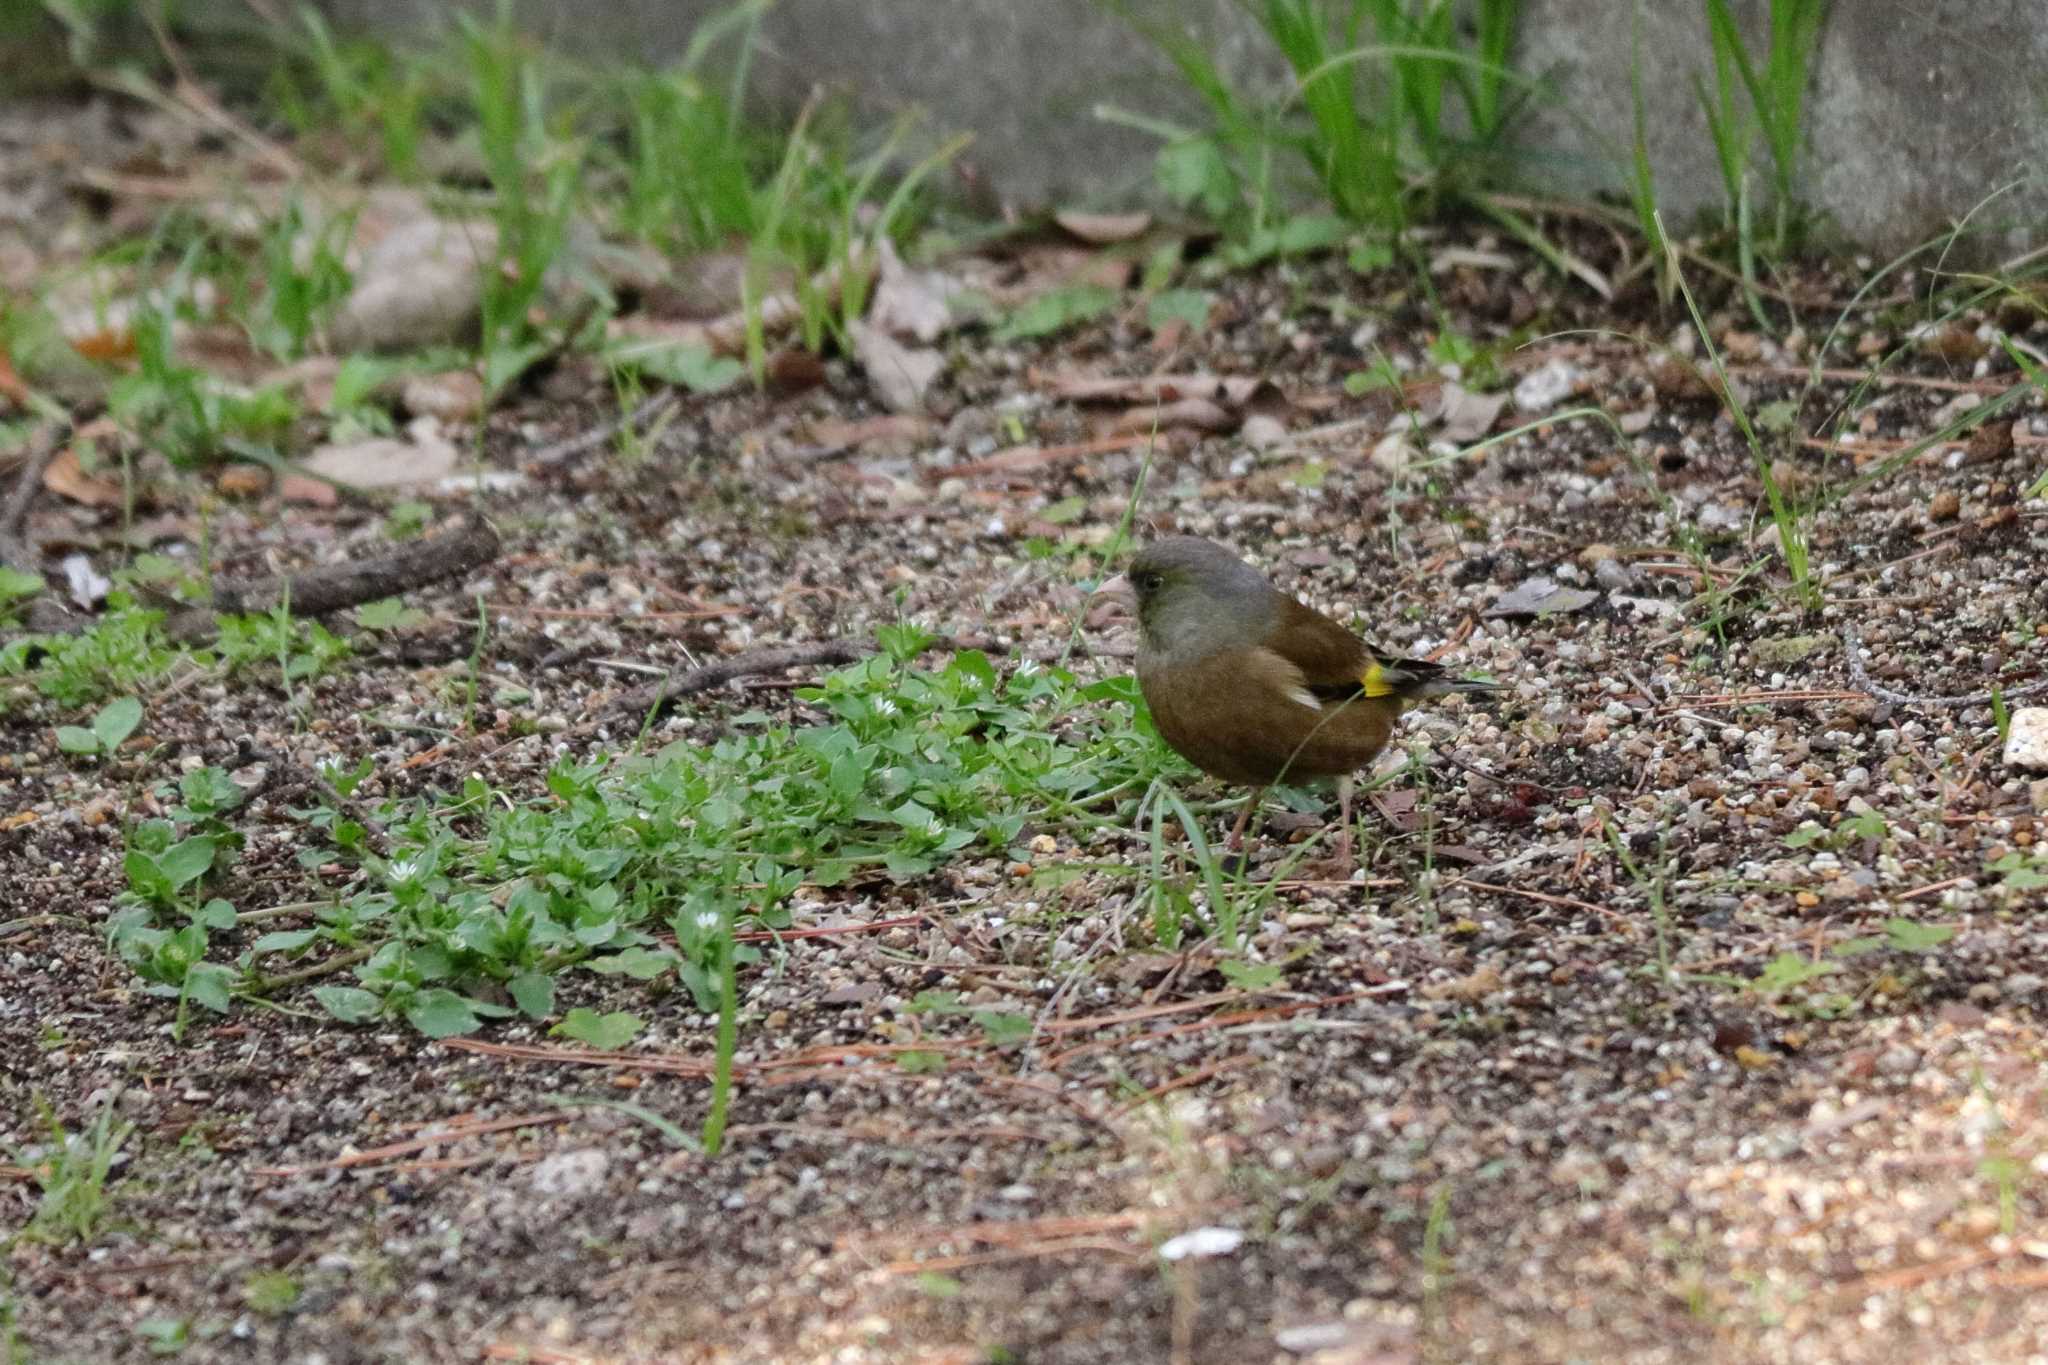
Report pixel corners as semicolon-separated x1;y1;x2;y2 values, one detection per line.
1225;785;1266;853
1331;773;1355;874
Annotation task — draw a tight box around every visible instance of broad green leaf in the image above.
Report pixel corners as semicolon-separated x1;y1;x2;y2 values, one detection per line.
508;972;555;1019
92;697;143;749
314;985;381;1023
553;1007;643;1050
403;988;480;1038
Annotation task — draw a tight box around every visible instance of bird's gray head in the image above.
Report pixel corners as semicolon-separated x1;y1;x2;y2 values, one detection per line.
1104;536;1279;661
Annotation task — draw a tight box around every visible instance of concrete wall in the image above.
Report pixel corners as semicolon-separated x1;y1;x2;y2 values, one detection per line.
317;0;2048;257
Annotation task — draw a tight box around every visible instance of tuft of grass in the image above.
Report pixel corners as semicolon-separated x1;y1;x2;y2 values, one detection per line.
1658;211;1818;609
11;1097;133;1246
1101;0;1529;242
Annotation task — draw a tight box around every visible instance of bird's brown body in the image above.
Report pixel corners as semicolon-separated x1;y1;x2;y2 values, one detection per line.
1136;598;1399;786
1097;535;1497;868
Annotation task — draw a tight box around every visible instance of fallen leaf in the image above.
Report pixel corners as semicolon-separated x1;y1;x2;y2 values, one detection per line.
1434;383;1508;443
849;320;944;415
43;447;124;507
1109;397;1234;435
1053;209;1153;244
867;238;964;343
0;348;28;406
279;474;339;507
1485;576;1599;618
216;464;272;498
300;418;460;489
805;414;934;453
401;370;486;423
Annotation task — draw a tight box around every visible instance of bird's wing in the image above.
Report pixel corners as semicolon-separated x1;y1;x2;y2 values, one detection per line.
1266;597;1493;702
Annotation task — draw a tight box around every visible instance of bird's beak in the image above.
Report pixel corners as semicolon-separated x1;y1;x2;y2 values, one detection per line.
1088;573;1136;628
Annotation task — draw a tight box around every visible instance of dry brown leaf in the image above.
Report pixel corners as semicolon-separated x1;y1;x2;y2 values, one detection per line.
1053;210;1153;244
1109;398;1234;435
867;238;963;343
43;446;125;507
1435;383;1509;443
280;474;339;507
0;348;28;407
806;414;935;451
1038;371;1285;410
69;327;137;364
300;419;459;489
216;464;272;498
849;321;944;415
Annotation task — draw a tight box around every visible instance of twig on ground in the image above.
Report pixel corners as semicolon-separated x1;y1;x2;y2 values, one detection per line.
1845;625;2048;708
0;421;66;574
162;512;502;643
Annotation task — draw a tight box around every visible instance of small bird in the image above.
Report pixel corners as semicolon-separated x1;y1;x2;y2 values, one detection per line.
1093;535;1499;871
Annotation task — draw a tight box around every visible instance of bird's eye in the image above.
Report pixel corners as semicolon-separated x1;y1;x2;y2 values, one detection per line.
1134;572;1160;591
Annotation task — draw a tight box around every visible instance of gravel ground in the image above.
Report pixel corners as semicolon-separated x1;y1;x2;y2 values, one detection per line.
7;122;2048;1362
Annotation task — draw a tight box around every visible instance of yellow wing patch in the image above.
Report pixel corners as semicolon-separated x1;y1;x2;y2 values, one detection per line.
1360;661;1396;698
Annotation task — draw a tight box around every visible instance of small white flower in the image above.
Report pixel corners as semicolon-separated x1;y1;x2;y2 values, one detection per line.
1014;658;1041;678
694;910;720;934
873;698;899;717
386;858;421;885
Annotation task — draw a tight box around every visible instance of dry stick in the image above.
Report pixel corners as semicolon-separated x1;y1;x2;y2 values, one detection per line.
164;512;503;644
0;421;66;573
1844;624;2048;709
608;633;1007;717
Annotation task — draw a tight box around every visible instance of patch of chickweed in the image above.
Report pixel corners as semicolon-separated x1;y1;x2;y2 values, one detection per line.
126;633;1174;1047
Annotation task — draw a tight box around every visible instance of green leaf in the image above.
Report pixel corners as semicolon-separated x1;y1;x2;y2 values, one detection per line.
1755;398;1799;434
1884;918;1956;953
993;285;1119;343
1039;495;1088;525
972;1010;1032;1046
584;945;676;980
183;962;235;1013
355;598;426;631
92;696;143;749
1752;952;1834;997
1348;239;1395;273
157;836;217;890
894;1049;946;1074
314;985;381;1023
1155;138;1235;217
553;1007;644;1049
508;972;555;1019
1220;958;1284;991
1145;289;1212;332
56;726;101;754
403;988;480;1038
915;1271;964;1299
0;566;45;602
251;929;319;954
610;340;744;393
1343;358;1403;395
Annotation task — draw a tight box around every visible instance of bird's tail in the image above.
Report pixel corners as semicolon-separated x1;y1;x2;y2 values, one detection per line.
1367;657;1502;701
